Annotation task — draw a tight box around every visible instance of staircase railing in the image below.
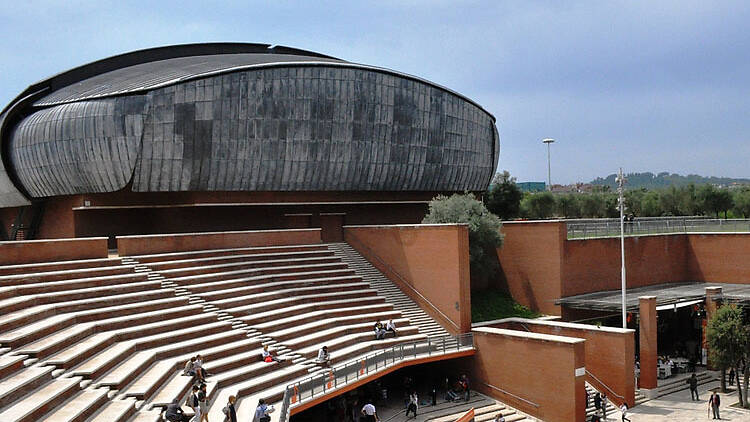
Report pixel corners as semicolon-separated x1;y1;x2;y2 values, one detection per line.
586;370;625;404
343;233;461;332
278;333;474;421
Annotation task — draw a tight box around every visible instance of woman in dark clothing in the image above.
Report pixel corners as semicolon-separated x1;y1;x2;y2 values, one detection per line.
226;395;237;422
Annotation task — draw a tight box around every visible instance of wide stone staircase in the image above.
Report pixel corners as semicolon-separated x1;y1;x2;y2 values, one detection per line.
0;242;465;422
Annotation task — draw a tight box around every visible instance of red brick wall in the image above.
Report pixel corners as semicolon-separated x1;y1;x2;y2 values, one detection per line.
478;319;635;406
471;327;586;422
687;234;750;282
0;237;108;265
116;228;322;255
496;221;566;315
561;234;690;297
344;224;472;334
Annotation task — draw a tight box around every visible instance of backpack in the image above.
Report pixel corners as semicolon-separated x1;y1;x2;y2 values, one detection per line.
222;405;229;415
189;394;198;407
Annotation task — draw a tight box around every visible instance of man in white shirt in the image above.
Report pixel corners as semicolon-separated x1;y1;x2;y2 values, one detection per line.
316;345;330;366
386;319;398;337
361;402;379;422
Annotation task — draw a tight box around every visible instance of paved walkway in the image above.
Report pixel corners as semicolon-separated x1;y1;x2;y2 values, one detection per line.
619;380;750;422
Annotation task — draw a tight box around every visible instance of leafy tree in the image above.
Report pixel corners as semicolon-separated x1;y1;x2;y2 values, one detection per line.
659;186;681;216
641;190;662;216
556;194;581;218
423;193;504;287
580;193;606;217
624;189;646;216
700;185;734;218
733;188;750;218
707;305;750;407
486;171;523;220
521;192;556;219
679;183;703;216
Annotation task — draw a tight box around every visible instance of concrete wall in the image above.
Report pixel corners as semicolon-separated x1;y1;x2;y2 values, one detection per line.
344;224;472;334
471;327;585;422
116;228;322;255
0;237;109;265
477;318;635;407
497;221;750;315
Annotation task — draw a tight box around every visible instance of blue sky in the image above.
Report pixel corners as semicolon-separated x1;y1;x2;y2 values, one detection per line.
1;1;749;184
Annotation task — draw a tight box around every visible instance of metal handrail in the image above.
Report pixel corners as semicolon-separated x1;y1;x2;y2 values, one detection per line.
278;333;474;421
586;370;625;401
482;382;540;408
345;232;460;331
567;218;750;240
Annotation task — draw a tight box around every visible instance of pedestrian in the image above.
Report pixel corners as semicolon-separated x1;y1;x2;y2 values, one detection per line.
708;391;720;420
585;389;589;410
431;387;437;406
687;373;699;400
494;413;506;422
620;403;630;422
361;402;379;422
601;393;608;420
593;392;601;414
729;368;735;386
460;374;470;402
187;385;200;422
405;391;418;419
223;395;237;422
198;383;209;422
253;399;274;422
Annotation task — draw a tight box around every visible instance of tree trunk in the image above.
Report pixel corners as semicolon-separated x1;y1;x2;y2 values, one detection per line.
721;369;726;393
744;365;750;408
736;365;744;409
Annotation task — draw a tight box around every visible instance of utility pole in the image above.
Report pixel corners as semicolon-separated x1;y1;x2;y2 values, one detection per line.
542;138;555;190
617;167;627;328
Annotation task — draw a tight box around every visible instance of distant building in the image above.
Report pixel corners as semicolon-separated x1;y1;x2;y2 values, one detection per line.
517;182;546;192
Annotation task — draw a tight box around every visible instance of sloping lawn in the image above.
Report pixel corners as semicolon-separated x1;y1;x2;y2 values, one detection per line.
471;289;539;322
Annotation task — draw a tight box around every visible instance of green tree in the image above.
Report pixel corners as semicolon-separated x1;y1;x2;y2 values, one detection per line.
641;190;662;216
733;188;750;218
556;194;581;218
521;192;556;219
679;184;704;216
707;305;750;407
659;186;681;216
700;185;734;218
423;193;504;287
580;193;608;217
486;171;523;220
624;189;646;216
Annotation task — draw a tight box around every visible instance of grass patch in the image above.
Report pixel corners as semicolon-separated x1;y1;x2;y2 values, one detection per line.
471;289;539;322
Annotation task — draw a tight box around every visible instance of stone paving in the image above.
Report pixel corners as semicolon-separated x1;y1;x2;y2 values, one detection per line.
614;380;750;422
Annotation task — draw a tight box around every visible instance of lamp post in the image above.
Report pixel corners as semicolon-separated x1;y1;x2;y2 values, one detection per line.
542;138;555;190
616;167;627;328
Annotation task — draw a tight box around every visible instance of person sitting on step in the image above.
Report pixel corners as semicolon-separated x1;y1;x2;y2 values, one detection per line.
386;319;398;337
374;320;387;340
261;345;281;363
316;345;331;366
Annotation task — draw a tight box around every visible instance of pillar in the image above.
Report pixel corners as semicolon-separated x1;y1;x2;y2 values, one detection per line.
639;296;657;390
704;287;722;370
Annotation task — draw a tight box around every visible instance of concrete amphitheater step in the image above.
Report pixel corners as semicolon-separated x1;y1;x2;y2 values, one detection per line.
153;256;342;280
0;376;82;422
0;272;147;300
0;353;27;380
0;257;125;277
264;309;403;342
209;282;374;311
193;275;363;302
0;265;137;288
126;244;329;264
0;289;177;335
281;318;415;351
41;387;109;422
87;397;137;422
0;364;55;408
143;249;336;271
170;266;355;293
236;294;386;327
327;243;452;338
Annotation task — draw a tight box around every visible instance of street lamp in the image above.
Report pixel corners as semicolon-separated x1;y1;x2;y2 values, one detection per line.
542;138;555;190
616;168;627;328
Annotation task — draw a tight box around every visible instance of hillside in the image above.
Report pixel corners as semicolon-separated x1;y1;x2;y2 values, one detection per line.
590;172;750;190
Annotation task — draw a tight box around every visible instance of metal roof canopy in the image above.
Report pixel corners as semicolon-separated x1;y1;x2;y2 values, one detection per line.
556;282;750;312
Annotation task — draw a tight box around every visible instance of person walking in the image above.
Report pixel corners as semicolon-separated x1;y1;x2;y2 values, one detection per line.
601;393;608;421
709;391;721;420
620;403;630;422
593;392;601;415
197;383;209;422
224;395;237;422
729;368;735;386
687;373;699;400
405;391;418;419
361;402;379;422
253;399;274;422
188;385;200;422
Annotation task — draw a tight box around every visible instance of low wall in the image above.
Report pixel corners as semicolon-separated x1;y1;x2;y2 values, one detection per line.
117;228;322;256
476;318;635;407
344;224;471;334
688;233;750;283
0;237;109;265
471;327;585;422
